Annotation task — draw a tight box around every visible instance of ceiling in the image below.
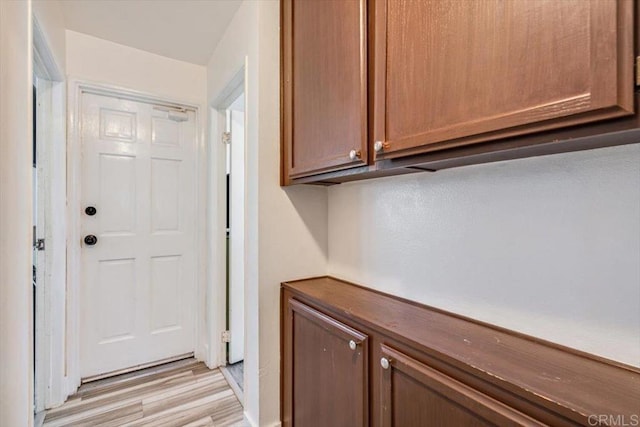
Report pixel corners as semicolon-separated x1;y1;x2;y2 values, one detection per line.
61;0;243;65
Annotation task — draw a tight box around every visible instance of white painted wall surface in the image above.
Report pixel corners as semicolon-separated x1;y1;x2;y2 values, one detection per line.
33;0;66;76
207;1;328;424
0;0;34;425
328;143;640;367
66;30;206;105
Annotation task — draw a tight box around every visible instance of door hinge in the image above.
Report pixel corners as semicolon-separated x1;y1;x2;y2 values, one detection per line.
636;56;640;87
222;131;231;145
222;330;231;343
34;238;45;251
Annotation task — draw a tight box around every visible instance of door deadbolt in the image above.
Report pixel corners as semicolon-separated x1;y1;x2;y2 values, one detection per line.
85;206;97;216
84;235;98;246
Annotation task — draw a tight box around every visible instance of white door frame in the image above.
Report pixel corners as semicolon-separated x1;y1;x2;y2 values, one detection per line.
209;64;248;370
66;79;208;393
33;15;67;411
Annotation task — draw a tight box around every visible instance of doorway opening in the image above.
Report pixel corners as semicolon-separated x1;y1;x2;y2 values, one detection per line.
64;81;208;403
222;91;246;401
210;69;247;405
77;91;198;380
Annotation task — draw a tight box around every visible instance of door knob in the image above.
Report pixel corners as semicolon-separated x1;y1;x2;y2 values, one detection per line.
85;206;97;216
349;149;361;160
84;235;98;246
349;340;357;351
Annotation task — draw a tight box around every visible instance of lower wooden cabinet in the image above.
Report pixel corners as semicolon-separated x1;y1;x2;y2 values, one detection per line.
282;277;640;427
283;298;368;427
379;345;542;427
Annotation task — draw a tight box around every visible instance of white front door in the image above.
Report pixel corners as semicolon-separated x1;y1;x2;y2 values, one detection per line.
80;92;197;379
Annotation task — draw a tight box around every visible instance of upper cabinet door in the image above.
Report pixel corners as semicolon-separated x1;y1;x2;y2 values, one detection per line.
373;0;635;159
282;0;368;182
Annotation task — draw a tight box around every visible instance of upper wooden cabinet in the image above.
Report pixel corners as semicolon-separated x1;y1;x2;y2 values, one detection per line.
372;0;635;159
281;0;368;183
281;0;637;185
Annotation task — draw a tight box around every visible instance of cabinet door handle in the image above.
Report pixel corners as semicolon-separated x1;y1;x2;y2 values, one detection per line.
349;340;357;350
374;141;389;152
380;357;390;370
349;149;362;160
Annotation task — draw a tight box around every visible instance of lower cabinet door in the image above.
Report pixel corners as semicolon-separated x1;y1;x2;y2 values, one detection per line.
379;344;544;427
286;299;368;427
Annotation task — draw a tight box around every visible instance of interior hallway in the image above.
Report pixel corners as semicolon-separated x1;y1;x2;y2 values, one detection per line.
42;359;246;427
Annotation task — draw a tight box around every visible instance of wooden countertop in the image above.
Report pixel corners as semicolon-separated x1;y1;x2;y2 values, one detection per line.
283;276;640;424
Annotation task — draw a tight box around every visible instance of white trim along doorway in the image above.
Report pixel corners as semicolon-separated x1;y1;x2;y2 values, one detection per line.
33;15;67;413
209;63;249;399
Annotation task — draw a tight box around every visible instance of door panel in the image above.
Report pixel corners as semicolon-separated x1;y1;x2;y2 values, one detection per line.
151;116;180;146
96;258;136;343
285;299;368;427
379;344;544;427
374;0;634;158
80;92;196;378
282;0;368;180
98;154;136;233
149;255;182;333
151;158;180;232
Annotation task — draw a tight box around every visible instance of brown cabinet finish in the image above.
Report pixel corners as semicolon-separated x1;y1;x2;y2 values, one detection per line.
281;277;640;426
373;0;635;159
281;0;638;185
282;298;368;427
281;0;368;183
379;344;544;427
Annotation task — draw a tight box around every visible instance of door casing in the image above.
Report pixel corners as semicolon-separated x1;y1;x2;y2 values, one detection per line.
33;15;67;411
66;79;209;394
210;66;248;373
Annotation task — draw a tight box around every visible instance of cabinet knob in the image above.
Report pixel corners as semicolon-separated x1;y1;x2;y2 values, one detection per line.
374;140;389;153
349;149;361;160
349;340;357;351
380;357;390;370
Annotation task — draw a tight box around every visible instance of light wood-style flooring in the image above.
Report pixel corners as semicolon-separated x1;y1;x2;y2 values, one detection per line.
43;359;246;427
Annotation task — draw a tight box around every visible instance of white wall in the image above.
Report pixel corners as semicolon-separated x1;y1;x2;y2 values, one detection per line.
207;1;328;425
66;30;206;104
33;0;66;77
0;0;34;425
328;143;640;367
